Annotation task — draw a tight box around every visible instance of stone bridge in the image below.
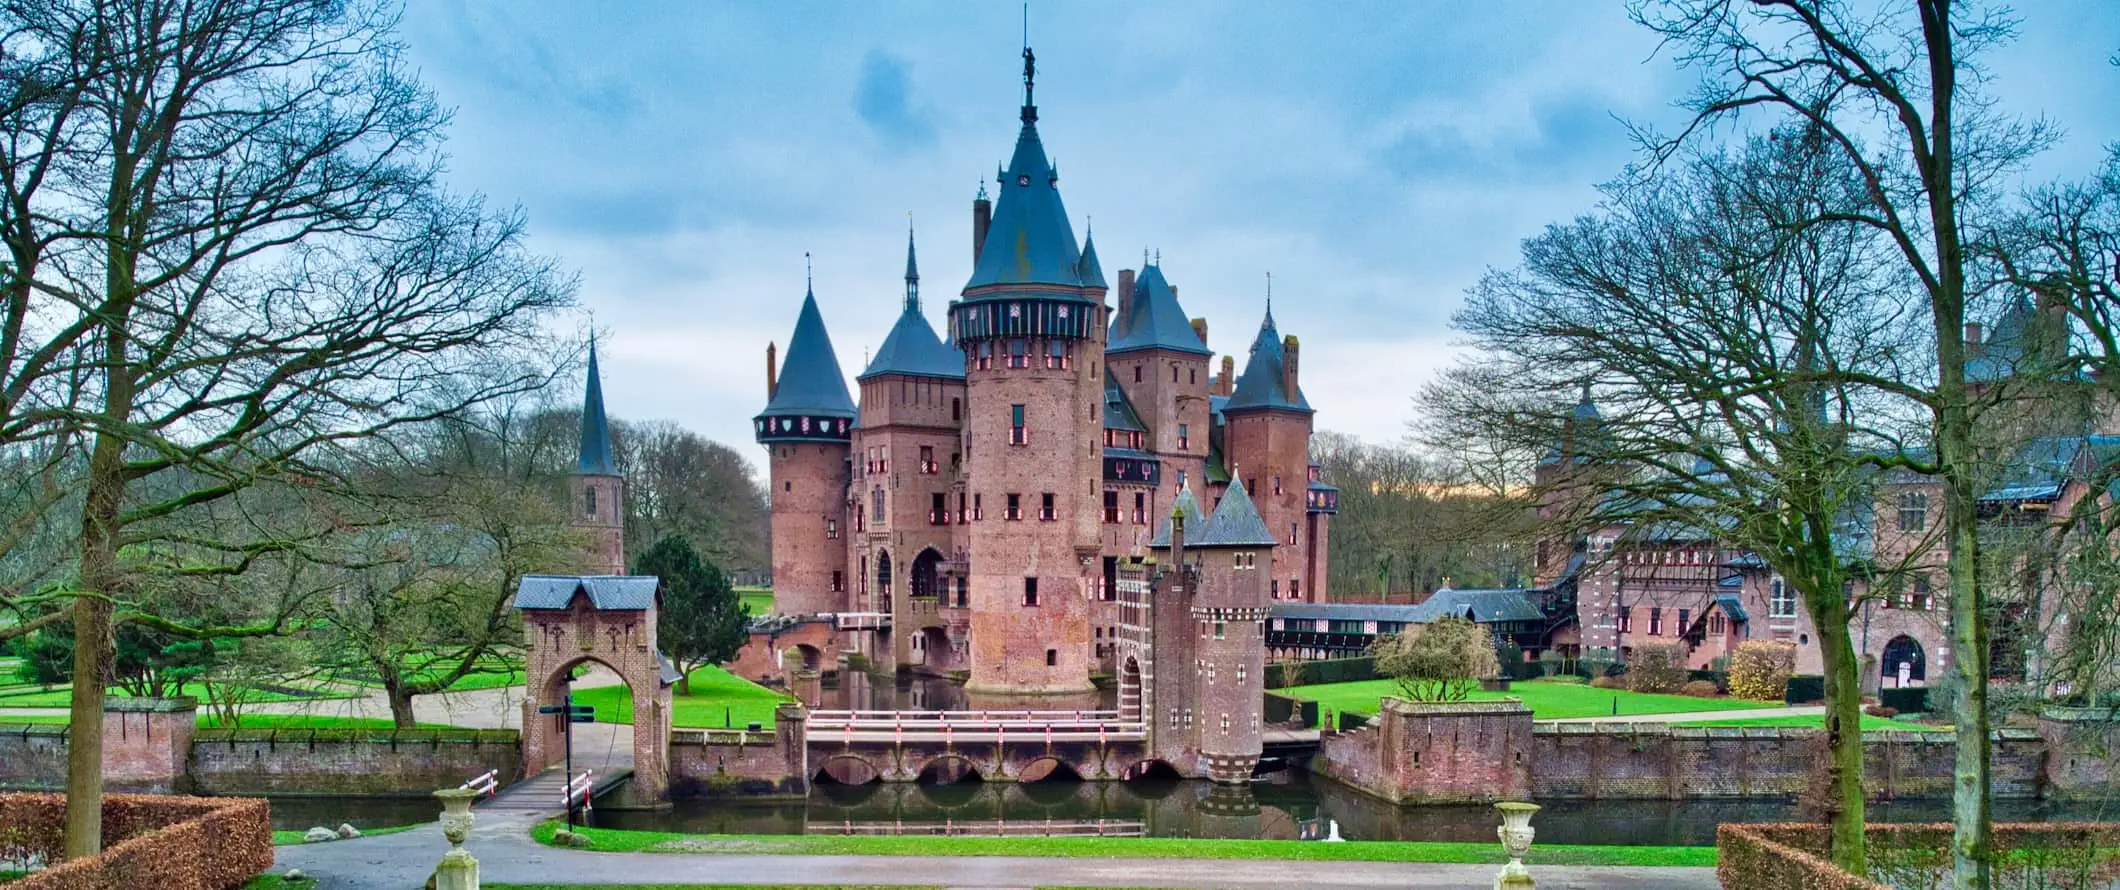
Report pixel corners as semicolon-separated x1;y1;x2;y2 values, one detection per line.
804;710;1161;784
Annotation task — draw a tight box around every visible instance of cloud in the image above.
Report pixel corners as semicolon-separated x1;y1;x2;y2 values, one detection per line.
853;52;934;150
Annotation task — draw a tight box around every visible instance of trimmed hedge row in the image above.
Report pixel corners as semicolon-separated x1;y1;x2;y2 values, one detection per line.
1262;692;1319;728
1718;821;2120;889
1785;674;1826;704
1878;686;1928;713
1265;656;1376;689
0;792;272;890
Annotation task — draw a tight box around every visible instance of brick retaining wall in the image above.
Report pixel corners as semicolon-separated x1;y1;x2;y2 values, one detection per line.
188;727;521;797
1528;723;2046;800
668;702;808;798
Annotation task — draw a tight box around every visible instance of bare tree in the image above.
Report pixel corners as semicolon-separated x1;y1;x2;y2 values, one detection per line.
0;0;571;854
1630;2;2061;883
1424;130;1932;871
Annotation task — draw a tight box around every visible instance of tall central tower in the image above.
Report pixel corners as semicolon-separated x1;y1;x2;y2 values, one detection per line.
950;48;1108;696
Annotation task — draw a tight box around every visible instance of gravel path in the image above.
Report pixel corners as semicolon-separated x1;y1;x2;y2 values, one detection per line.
274;810;1722;890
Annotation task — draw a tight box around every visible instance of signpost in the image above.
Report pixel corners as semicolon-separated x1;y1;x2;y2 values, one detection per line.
537;694;596;828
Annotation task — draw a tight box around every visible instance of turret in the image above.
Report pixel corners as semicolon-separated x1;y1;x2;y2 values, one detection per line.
1107;261;1212;511
948;46;1105;697
757;279;857;617
1220;305;1317;601
1186;478;1274;783
571;341;626;574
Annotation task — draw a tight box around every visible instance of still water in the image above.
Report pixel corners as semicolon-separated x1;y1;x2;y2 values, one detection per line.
585;771;2117;847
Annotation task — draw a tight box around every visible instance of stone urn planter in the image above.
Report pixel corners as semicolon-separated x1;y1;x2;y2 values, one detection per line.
433;788;480;890
1493;801;1540;889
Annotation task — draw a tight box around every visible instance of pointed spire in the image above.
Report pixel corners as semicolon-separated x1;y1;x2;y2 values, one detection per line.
1077;223;1107;289
1194;477;1279;547
964;48;1084;292
577;338;617;476
1150;481;1210;549
1225;304;1311;413
1109;260;1207;356
904;221;920;312
758;274;857;430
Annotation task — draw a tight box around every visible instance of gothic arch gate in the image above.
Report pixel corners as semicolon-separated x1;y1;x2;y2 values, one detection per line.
515;575;674;804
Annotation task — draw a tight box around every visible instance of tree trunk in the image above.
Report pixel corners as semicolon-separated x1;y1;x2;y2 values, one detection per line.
1815;597;1868;874
66;424;129;857
385;681;417;729
1943;460;1993;889
677;667;692;698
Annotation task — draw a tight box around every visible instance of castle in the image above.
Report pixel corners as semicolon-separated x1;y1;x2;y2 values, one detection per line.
751;49;1337;708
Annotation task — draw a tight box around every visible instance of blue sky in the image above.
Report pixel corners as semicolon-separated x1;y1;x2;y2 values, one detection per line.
395;2;2120;470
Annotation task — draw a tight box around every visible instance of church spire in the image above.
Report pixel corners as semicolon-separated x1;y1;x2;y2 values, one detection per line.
904;222;920;312
577;338;616;476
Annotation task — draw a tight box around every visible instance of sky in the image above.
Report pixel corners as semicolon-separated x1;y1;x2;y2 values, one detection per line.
392;2;2120;475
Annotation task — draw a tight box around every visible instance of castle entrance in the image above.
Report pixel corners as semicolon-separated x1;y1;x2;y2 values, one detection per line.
516;575;673;804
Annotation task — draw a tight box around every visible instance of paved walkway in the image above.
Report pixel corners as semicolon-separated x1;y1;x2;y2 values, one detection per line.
274;811;1722;889
1546;705;1823;724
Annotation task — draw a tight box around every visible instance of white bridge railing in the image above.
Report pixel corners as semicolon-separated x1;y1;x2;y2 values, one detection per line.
817;818;1147;837
806;709;1144;743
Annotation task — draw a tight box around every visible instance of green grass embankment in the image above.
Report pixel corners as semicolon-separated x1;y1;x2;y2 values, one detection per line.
528;820;1717;866
1284;677;1782;720
569;665;791;729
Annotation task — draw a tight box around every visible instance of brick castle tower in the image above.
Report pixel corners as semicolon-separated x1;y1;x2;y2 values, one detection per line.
1143;479;1273;782
755;283;858;617
571;341;627;574
1220;308;1319;602
948;48;1106;696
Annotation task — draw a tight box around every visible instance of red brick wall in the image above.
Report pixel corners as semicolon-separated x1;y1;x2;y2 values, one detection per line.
1316;698;1533;804
569;473;627;575
1222;409;1313;602
769;441;850;617
189;729;522;796
668;704;807;797
0;699;193;794
1527;723;2047;800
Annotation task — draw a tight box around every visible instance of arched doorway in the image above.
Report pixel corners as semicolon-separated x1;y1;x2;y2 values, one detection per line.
918;626;954;673
1881;635;1926;687
910;548;943;599
1119;656;1143;722
516;575;672;803
874;550;893;610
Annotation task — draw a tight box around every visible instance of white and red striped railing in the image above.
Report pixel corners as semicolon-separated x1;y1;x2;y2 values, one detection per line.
805;709;1143;743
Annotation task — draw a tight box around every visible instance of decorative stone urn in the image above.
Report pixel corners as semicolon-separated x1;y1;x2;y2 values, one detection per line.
433;788;480;890
1493;801;1540;889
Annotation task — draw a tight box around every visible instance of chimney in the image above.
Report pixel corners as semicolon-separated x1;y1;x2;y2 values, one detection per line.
1190;317;1208;349
1282;335;1300;402
1115;268;1136;333
972;194;992;266
766;342;778;399
1965;322;1984;346
1218;355;1235;395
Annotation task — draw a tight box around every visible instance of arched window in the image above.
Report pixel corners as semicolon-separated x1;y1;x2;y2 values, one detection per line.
875;550;893;600
583;486;597;519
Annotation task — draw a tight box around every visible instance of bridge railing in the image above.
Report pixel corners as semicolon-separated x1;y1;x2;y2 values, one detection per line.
816;818;1147;837
809;709;1122;724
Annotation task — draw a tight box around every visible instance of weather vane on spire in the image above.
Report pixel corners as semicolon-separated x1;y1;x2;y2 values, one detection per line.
1020;3;1037;122
805;251;813;292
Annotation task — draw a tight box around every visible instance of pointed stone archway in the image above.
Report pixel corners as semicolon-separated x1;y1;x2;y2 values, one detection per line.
516;575;674;804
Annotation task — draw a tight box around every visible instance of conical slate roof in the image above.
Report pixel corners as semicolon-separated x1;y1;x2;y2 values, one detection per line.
1077;230;1107;290
759;289;856;420
1540;388;1604;467
1108;263;1209;356
1149;485;1209;549
577;341;617;476
861;230;964;381
1967;294;2035;384
1194;477;1278;548
1224;307;1311;412
964;111;1084;294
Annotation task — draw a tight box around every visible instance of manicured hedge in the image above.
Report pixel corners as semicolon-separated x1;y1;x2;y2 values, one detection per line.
1878;686;1927;713
1262;692;1319;728
1338;711;1371;731
1265;656;1376;689
0;792;272;890
1785;674;1826;704
1717;821;2120;889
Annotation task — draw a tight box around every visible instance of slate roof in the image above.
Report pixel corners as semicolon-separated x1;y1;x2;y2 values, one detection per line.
1269;588;1546;626
577;341;617;476
760;289;857;419
1149;485;1209;549
1967;295;2035;384
860;235;965;382
1193;477;1279;548
1715;594;1749;623
1539;394;1604;466
1108;263;1209;356
1104;375;1146;432
1224;308;1311;413
514;575;659;611
1077;230;1107;290
964;103;1086;294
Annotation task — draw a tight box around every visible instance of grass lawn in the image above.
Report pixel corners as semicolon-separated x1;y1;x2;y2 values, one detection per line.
271;823;427;845
0;679;357;708
333;652;525;692
569;665;792;729
737;586;773;616
528;821;1717;867
1677;714;1948;732
1284;677;1782;720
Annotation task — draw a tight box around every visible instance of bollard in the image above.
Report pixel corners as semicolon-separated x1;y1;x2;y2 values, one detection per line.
1493;801;1541;889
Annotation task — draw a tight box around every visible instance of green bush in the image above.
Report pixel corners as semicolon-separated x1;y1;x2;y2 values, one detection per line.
1626;641;1688;694
1267;656;1376;688
1784;674;1826;704
1877;686;1927;713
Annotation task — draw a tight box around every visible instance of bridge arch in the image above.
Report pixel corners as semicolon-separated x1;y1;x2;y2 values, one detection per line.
816;754;882;785
1122;759;1183;783
1017;757;1084;784
915;754;983;785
